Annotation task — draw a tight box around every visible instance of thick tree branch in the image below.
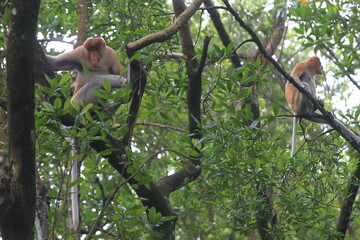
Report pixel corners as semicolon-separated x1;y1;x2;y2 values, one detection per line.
155;0;205;198
126;0;204;56
173;0;202;139
222;0;360;154
90;137;176;239
157;163;202;197
75;0;88;48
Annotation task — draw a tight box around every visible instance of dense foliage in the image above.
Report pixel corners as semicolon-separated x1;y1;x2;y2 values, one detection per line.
1;0;360;239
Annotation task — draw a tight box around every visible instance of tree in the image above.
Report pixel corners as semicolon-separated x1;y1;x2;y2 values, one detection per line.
0;0;40;239
0;0;360;239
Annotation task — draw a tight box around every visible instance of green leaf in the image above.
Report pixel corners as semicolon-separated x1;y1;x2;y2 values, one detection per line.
80;103;94;114
225;42;235;55
58;74;71;86
288;8;298;17
97;149;111;157
245;104;253;120
194;137;207;147
129;52;142;62
272;100;280;115
213;44;222;55
149;207;162;225
94;89;108;99
116;125;129;137
3;7;10;25
161;215;177;222
127;205;147;216
68;177;84;188
294;27;304;35
82;63;89;73
43;102;54;112
160;111;169;119
355;107;360;120
102;79;111;92
54;98;62;109
257;114;276;122
71;101;80;112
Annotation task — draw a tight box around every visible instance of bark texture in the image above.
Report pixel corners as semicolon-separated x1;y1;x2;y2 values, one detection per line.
0;0;40;239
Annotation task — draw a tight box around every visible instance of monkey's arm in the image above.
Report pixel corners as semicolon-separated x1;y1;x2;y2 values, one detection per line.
46;47;86;71
110;62;122;75
71;75;128;106
105;47;122;75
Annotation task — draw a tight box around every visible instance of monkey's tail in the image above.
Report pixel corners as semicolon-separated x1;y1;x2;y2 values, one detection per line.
291;117;298;157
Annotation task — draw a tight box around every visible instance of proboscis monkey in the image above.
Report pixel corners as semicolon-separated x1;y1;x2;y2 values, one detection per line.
47;37;127;106
285;56;323;157
47;38;129;234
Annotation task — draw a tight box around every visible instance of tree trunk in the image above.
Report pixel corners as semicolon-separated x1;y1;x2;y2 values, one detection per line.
0;0;40;239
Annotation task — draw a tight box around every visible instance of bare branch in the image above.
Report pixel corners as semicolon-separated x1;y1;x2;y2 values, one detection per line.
166;52;186;60
133;122;184;132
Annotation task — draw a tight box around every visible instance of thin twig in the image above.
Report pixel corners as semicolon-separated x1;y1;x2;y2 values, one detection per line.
117;122;184;132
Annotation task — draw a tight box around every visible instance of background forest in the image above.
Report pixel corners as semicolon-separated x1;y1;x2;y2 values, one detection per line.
0;0;360;239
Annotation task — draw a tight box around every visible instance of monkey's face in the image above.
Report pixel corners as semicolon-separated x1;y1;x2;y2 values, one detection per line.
308;56;322;75
88;50;101;68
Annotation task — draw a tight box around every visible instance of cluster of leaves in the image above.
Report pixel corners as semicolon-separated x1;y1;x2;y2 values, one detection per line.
29;0;360;239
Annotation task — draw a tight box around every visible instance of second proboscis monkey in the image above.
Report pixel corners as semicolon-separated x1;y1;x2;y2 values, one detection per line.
47;37;127;106
285;56;322;157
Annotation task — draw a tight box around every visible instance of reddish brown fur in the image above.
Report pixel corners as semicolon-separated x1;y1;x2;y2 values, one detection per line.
83;38;105;68
306;56;322;75
83;37;105;51
285;56;322;114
